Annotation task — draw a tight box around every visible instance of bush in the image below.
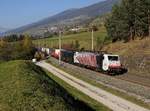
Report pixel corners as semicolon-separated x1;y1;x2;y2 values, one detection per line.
0;36;36;62
34;52;46;61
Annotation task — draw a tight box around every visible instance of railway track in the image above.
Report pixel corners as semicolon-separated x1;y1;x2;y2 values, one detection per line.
37;61;150;111
83;67;150;88
48;57;150;101
51;57;150;88
115;74;150;88
81;67;150;88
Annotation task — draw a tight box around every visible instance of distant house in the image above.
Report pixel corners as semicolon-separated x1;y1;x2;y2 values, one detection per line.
70;28;79;32
70;26;83;32
50;27;58;32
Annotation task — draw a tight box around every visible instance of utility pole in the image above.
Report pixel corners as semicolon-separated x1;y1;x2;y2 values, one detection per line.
46;27;49;48
59;30;62;65
39;37;41;48
91;28;94;51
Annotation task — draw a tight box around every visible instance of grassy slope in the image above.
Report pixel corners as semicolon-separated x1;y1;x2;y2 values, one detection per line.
103;38;150;55
44;69;111;111
0;61;95;111
33;26;107;50
103;38;150;74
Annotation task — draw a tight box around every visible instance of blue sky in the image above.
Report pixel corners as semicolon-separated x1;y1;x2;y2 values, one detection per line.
0;0;104;29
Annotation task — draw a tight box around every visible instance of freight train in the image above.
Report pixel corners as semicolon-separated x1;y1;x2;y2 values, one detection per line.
40;48;124;74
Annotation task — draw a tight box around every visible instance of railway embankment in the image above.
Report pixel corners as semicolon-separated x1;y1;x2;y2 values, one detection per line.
37;61;150;111
47;57;150;109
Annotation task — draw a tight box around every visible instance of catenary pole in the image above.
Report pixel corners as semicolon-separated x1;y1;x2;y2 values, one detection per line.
92;28;94;51
59;30;62;65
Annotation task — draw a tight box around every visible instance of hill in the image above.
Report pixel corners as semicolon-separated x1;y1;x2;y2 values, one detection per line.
0;60;94;111
6;0;119;35
0;27;9;33
103;38;150;75
33;26;107;50
34;28;150;75
0;27;9;36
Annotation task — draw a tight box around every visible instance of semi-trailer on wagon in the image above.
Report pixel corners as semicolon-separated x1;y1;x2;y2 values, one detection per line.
39;48;124;74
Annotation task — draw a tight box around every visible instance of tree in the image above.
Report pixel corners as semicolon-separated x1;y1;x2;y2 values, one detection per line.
149;10;150;37
105;0;150;42
96;37;103;50
105;3;130;41
22;35;33;50
21;35;35;60
89;25;98;32
0;38;7;48
145;0;150;37
0;35;36;62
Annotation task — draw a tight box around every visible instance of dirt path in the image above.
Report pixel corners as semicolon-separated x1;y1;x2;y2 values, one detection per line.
36;61;149;111
48;57;150;102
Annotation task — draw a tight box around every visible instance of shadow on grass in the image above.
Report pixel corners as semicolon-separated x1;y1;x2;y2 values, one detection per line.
29;62;95;111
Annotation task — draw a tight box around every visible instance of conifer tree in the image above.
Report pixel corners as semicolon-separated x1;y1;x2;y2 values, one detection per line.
105;0;150;41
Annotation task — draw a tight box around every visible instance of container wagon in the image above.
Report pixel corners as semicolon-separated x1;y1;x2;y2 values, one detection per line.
40;48;53;55
51;49;74;63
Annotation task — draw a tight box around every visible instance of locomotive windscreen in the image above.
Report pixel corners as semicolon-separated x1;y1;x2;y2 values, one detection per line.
108;56;119;61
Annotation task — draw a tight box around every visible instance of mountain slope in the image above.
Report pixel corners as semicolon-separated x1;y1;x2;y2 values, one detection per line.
0;27;9;33
0;27;9;36
7;0;119;35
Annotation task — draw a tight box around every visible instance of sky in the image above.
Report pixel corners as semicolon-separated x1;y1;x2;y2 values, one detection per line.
0;0;104;29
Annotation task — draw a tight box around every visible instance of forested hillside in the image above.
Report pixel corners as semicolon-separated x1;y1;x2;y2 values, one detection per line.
105;0;150;42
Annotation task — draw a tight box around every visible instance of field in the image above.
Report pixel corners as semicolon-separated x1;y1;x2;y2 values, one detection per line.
33;27;107;50
0;60;97;111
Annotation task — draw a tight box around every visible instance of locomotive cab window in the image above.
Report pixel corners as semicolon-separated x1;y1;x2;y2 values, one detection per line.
108;56;119;61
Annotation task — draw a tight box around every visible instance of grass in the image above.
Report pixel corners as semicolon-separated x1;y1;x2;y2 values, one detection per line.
44;69;112;111
33;26;107;50
103;37;150;56
0;60;100;111
47;58;150;110
103;37;150;74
